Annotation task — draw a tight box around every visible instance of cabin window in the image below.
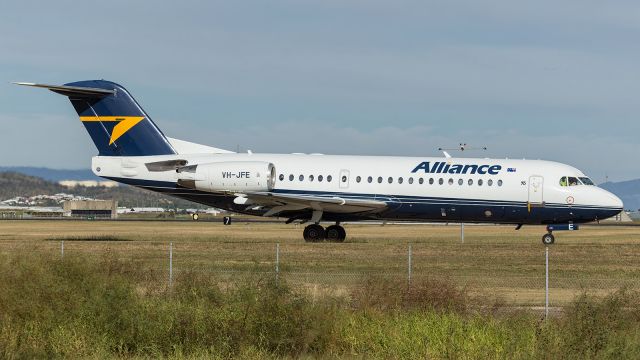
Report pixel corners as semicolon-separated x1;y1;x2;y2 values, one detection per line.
279;174;284;181
299;175;304;181
429;178;435;185
368;176;373;183
341;175;347;183
398;177;404;184
458;179;463;186
289;174;294;181
439;178;444;185
388;177;393;184
488;179;494;186
356;176;362;183
318;175;323;182
419;178;424;185
448;178;454;185
309;175;314;182
468;179;473;186
408;177;414;184
478;179;483;186
378;177;383;184
327;175;333;182
498;180;503;187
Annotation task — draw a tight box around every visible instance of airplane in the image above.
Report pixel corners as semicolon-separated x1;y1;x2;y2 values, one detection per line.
16;80;624;245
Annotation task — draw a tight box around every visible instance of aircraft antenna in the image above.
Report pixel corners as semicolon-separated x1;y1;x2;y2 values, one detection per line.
438;143;487;156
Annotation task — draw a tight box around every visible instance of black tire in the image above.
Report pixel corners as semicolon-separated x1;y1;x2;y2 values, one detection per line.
325;225;346;242
303;224;325;242
542;233;555;245
337;225;347;242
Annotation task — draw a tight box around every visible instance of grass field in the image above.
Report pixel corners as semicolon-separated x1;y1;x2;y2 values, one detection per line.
2;219;640;358
1;220;639;306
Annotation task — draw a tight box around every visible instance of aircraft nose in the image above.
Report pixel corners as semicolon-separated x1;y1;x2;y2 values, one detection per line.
602;189;624;210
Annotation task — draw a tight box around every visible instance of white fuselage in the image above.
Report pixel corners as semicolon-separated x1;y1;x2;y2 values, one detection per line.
91;152;623;225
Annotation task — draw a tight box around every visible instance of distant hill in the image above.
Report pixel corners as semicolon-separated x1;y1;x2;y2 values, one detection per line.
0;172;206;209
0;167;101;182
600;179;640;211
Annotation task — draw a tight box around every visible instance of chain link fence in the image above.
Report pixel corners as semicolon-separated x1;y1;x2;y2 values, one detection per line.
2;239;639;308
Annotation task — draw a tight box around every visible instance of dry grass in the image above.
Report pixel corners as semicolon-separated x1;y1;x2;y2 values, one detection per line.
1;220;639;306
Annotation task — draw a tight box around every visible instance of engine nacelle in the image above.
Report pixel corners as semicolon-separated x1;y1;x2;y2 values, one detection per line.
177;161;275;192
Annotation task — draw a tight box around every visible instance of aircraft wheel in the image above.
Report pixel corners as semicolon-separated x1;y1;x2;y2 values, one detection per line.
325;225;346;242
337;225;347;242
542;233;555;245
304;224;325;242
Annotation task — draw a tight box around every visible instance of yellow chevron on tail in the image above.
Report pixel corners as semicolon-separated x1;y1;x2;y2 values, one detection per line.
79;116;145;145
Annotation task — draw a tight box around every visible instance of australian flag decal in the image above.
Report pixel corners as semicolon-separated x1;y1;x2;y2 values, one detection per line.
507;168;517;173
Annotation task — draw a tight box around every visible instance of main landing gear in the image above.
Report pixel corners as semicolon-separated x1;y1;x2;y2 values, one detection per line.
303;223;346;243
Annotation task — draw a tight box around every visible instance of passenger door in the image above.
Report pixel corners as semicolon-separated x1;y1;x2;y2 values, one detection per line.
528;176;544;205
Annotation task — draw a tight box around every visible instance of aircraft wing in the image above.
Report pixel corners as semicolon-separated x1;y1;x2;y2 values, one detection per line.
237;191;388;217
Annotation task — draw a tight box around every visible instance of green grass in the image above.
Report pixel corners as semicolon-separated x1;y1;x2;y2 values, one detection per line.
1;252;640;358
1;220;640;306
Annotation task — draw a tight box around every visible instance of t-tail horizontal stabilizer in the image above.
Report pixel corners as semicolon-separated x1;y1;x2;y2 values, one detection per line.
15;80;176;157
14;82;115;97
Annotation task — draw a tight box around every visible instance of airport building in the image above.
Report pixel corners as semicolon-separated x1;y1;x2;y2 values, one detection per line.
601;211;633;223
63;200;118;219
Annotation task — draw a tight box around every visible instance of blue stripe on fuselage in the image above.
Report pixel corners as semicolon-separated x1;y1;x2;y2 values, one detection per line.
104;177;621;224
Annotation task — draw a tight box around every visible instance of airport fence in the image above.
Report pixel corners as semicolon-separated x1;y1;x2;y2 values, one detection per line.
2;238;639;312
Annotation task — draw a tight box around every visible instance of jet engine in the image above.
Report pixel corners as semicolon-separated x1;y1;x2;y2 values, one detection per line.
177;161;275;192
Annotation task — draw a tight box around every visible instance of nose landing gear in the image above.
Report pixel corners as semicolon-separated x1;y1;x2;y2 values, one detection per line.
542;232;555;245
542;223;579;245
303;223;347;242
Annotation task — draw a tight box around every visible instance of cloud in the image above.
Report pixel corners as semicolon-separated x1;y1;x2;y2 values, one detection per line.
0;114;95;168
0;0;638;182
161;119;637;182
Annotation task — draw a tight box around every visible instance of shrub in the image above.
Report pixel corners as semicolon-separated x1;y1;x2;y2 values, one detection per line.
350;276;469;314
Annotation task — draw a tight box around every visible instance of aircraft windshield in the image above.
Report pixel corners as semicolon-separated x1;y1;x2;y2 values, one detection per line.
560;176;595;187
579;177;595;186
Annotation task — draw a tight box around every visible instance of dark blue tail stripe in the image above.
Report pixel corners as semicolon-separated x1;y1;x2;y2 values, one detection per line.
66;80;175;156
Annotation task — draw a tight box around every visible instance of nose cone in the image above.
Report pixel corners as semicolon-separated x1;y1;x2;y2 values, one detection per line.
602;189;624;210
593;188;624;221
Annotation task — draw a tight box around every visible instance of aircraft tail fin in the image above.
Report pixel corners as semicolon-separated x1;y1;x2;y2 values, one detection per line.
15;80;176;157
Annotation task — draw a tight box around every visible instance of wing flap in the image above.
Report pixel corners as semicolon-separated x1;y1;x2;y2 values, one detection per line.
244;191;387;216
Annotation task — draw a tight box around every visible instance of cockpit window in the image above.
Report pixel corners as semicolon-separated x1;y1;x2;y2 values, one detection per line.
579;177;595;186
560;176;592;187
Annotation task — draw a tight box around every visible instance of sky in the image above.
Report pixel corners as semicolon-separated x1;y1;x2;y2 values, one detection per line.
0;0;639;182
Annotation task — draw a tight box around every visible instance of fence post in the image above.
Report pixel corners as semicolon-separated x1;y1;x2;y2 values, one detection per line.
275;243;280;285
408;244;413;287
169;242;173;287
61;240;64;259
461;223;465;243
545;246;549;319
